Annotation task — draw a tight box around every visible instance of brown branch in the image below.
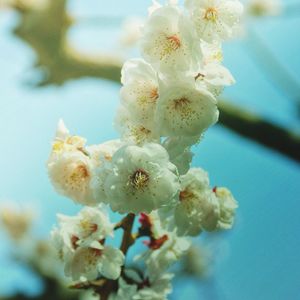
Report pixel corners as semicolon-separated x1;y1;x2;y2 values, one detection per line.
12;0;122;86
119;213;136;255
218;100;300;162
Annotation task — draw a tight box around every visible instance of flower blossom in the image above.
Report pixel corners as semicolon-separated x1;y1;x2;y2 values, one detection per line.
140;3;202;72
104;143;180;214
194;62;235;96
51;206;124;281
136;211;191;275
115;59;160;144
185;0;243;43
155;78;219;137
174;168;220;236
109;271;174;300
47;120;97;206
214;186;238;229
89;139;123;204
46;0;242;296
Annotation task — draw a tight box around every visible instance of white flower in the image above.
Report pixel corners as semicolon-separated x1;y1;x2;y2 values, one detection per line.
50;119;86;155
134;272;173;300
120;17;144;48
174;168;220;236
86;139;122;167
56;206;114;249
110;271;173;300
201;41;224;64
48;151;98;206
48;121;122;206
104;143;180;214
185;0;244;43
47;120;98;206
89;140;123;204
65;245;124;281
115;59;160;144
214;187;238;229
246;0;281;17
143;231;191;275
51;206;113;259
120;59;158;129
51;207;124;281
155;79;219;137
136;211;190;275
115;106;160;145
140;3;202;72
51;226;73;263
194;62;235;96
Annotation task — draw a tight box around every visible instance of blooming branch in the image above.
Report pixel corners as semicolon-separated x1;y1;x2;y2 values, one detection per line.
7;0;300;162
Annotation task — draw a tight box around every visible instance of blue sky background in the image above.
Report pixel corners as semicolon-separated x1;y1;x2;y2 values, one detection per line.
0;1;300;299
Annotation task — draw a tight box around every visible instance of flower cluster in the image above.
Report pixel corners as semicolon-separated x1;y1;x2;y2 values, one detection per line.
48;0;242;298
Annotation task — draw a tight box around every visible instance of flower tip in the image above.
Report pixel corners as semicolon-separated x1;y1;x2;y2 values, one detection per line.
56;118;69;139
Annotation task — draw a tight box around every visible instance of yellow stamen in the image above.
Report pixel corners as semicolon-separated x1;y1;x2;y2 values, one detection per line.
130;169;150;190
173;97;191;110
204;7;218;22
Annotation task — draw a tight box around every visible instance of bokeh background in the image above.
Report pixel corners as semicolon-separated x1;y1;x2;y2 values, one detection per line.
0;0;300;299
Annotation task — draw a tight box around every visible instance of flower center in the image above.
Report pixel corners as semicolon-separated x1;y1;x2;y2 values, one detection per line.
149;87;159;102
180;189;195;202
79;219;98;237
166;34;181;50
159;34;181;59
173;97;191;110
70;165;89;185
204;7;218;22
83;248;103;267
131;126;153;145
130;169;150;190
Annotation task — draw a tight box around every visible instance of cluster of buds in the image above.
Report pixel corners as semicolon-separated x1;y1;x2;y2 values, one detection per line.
47;0;242;299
